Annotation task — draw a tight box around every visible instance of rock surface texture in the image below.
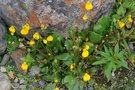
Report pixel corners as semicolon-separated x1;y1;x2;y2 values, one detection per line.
0;73;11;90
0;21;7;55
0;0;115;36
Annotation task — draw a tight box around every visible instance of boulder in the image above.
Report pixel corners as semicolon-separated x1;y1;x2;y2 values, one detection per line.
0;22;7;55
0;0;115;36
0;73;11;90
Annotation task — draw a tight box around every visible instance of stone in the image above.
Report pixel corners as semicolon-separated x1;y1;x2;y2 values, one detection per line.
38;80;45;88
19;79;25;84
0;73;11;90
30;65;40;76
0;66;7;72
8;71;15;79
14;78;19;83
0;54;10;66
11;49;26;73
0;40;7;55
0;21;7;55
19;85;26;89
0;0;115;37
12;83;20;89
31;82;39;87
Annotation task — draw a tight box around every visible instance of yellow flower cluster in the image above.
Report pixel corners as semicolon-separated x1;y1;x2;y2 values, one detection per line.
54;87;59;90
82;45;90;58
9;26;16;35
21;24;30;35
83;73;91;82
43;35;54;44
21;62;28;71
82;1;93;21
117;20;125;29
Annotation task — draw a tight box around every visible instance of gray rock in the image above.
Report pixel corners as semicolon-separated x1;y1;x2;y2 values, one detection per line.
0;40;7;55
1;54;10;66
31;82;39;87
0;0;115;37
30;65;40;76
39;80;45;88
0;73;11;90
12;83;20;89
0;66;7;72
0;21;7;55
19;79;25;84
19;85;26;89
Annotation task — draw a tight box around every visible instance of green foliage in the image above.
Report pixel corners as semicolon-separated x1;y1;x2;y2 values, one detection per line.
5;0;135;89
93;44;128;81
21;54;35;66
62;76;83;90
5;34;19;54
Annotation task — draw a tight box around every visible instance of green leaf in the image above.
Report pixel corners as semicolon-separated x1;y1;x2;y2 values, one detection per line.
89;31;103;43
104;61;115;81
45;83;56;90
92;59;107;65
94;16;111;36
43;75;52;81
55;53;71;61
117;5;126;15
65;39;73;51
114;44;119;54
21;54;35;65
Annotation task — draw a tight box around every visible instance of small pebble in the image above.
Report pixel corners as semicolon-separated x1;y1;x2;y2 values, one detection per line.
31;82;39;87
20;79;25;84
0;66;6;72
39;80;45;88
88;87;93;90
30;65;40;76
19;85;26;89
14;78;19;83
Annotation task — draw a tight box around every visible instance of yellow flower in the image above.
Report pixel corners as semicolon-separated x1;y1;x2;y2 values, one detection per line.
47;35;53;41
20;24;30;35
83;14;88;21
85;1;93;11
22;24;30;31
28;40;35;46
9;26;16;35
43;39;47;44
85;45;90;50
21;62;28;71
83;73;90;82
70;63;75;71
54;87;59;90
54;79;59;83
128;15;133;23
82;49;89;58
21;29;29;35
33;32;40;40
117;20;125;29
